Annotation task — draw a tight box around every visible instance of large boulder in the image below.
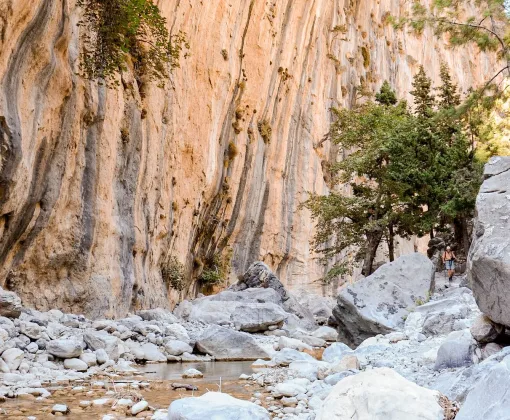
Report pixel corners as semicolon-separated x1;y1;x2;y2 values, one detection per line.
333;253;435;347
47;339;83;359
468;156;510;327
434;330;476;371
231;262;316;329
168;392;269;420
317;368;445;420
188;299;286;332
136;308;178;324
470;315;504;344
456;355;510;420
0;288;22;318
83;330;120;361
195;325;269;360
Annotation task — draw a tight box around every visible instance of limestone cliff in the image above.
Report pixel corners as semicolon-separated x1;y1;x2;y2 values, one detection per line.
0;0;499;318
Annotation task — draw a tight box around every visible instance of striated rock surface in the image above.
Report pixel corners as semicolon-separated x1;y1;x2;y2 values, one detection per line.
468;156;510;327
0;0;499;318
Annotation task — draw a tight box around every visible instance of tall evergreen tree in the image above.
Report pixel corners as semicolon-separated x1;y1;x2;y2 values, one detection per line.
410;66;435;118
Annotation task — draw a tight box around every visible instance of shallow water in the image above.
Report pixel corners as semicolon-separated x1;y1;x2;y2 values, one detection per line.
137;360;256;382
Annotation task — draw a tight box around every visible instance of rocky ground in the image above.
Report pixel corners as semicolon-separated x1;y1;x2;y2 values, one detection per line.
0;259;508;419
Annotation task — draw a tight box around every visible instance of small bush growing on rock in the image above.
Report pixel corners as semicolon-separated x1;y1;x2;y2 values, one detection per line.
227;141;239;161
258;119;272;144
221;49;228;60
161;256;185;290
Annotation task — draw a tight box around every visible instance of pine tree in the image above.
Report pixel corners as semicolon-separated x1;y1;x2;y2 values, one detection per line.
438;63;461;109
410;66;435;118
375;81;398;105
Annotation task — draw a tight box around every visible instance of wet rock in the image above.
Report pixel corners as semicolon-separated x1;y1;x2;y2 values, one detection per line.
182;368;203;378
51;404;69;414
131;400;149;415
195;325;269;361
0;288;22;318
318;368;444;420
47;339;83;359
333;253;435;347
470;315;504;344
168;392;270;419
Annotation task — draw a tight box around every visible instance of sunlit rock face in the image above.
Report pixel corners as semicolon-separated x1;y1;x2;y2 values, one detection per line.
0;0;500;317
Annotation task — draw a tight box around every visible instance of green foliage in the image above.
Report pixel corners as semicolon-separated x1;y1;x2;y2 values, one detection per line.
375;80;397;105
161;256;185;291
306;66;493;277
77;0;189;86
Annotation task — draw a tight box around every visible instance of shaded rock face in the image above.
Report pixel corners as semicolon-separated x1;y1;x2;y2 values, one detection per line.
0;1;499;318
333;253;435;347
468;157;510;327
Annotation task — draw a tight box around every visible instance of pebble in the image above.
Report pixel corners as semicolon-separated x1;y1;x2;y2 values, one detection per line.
131;400;149;415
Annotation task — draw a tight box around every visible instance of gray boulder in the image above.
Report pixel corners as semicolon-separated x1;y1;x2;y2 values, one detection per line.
2;348;24;370
434;330;476;371
468;156;510;327
168;391;270;419
456;355;510;420
231;262;316;330
195;325;269;361
164;340;192;356
470;315;504;344
0;288;22;318
47;339;83;359
333;253;435;347
136;308;178;324
83;330;120;361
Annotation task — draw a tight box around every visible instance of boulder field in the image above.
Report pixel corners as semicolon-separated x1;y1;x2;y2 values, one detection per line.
2;212;510;420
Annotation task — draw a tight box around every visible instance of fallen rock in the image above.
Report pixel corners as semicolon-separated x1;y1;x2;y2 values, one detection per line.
64;358;88;371
456;355;510;420
141;343;167;362
2;348;24;371
164;340;193;356
434;331;476;371
168;392;270;419
0;288;22;318
470;315;504;344
322;342;352;363
312;326;337;342
47;339;83;359
195;325;269;361
277;336;311;352
182;368;203;378
83;330;120;361
468;156;510;327
131;400;149;415
272;348;315;366
79;352;97;366
231;262;316;330
333;253;435;347
317;368;445;420
136;308;178;324
51;404;69;414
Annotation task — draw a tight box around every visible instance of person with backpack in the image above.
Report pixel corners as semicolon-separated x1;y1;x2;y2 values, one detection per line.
442;246;456;282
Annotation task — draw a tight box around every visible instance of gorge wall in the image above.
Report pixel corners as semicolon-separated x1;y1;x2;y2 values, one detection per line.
0;0;499;318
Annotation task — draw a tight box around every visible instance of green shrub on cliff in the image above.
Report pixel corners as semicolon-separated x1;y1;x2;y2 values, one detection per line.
77;0;188;86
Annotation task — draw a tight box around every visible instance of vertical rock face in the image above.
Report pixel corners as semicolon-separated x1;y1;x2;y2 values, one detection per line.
0;0;499;318
468;157;510;327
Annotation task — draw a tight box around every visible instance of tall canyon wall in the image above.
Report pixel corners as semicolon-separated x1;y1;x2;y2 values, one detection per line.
0;0;499;318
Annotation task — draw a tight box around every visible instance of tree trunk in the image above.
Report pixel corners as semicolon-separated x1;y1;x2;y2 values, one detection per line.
461;216;471;256
388;223;395;262
361;228;383;276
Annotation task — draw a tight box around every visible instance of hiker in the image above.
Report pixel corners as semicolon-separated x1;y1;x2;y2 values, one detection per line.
442;246;456;282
